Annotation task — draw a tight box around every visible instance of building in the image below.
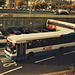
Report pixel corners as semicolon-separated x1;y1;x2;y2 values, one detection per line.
5;0;16;8
0;0;6;7
15;0;25;5
5;0;74;8
5;0;28;8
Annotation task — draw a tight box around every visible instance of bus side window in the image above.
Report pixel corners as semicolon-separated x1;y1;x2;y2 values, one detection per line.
62;35;74;43
31;40;35;48
36;40;40;46
44;40;46;43
29;42;31;46
39;39;43;47
27;41;32;49
48;21;52;24
68;35;74;42
35;39;43;47
43;39;47;46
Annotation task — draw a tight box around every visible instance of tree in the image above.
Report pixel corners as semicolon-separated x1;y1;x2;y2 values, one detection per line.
32;1;47;9
18;2;25;8
67;4;73;10
0;0;6;7
61;4;68;9
40;2;47;9
72;2;75;10
50;1;56;9
33;2;40;9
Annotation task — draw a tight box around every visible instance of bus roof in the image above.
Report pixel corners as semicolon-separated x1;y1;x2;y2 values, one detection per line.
47;19;75;29
7;30;74;43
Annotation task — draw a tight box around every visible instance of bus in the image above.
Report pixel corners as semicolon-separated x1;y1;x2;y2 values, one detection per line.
46;19;75;30
4;30;75;60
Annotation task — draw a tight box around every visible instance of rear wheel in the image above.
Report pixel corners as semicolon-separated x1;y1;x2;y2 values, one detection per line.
59;47;64;54
28;52;34;59
27;52;35;63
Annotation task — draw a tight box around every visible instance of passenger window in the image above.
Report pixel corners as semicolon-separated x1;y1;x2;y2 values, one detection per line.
43;40;46;43
29;42;31;46
28;41;32;46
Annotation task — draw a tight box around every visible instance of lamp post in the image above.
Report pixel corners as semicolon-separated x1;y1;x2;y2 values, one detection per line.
70;0;72;4
30;0;32;17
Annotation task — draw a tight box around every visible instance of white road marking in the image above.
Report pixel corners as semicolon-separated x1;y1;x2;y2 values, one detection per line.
40;69;73;75
0;66;23;75
0;58;17;67
63;50;75;55
35;56;55;63
3;61;17;67
35;50;75;63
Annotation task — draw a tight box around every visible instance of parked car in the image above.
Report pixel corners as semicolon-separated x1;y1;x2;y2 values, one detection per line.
7;27;21;35
54;9;69;15
38;29;49;32
28;29;40;33
1;13;13;17
0;35;6;47
60;11;69;15
70;10;75;13
0;31;2;35
18;27;29;34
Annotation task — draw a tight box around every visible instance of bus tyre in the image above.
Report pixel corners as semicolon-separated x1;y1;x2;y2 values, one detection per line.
28;52;34;60
27;52;35;63
59;47;64;54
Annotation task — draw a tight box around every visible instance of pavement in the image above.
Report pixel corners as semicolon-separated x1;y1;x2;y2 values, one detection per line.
0;13;75;18
13;13;75;18
42;65;75;75
41;69;75;75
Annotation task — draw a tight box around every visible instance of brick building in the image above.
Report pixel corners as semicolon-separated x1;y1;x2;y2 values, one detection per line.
5;0;74;8
5;0;16;8
5;0;28;8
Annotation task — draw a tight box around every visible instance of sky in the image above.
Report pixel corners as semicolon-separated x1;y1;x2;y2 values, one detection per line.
72;0;75;1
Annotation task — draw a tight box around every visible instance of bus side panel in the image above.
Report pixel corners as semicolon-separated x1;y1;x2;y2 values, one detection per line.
4;53;17;60
34;49;59;57
34;46;75;57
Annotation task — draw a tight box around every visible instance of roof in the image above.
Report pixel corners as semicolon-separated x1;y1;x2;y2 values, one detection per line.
47;19;75;29
47;0;70;4
54;1;69;4
7;30;74;43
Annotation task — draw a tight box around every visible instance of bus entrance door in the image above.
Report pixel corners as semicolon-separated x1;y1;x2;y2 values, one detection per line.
16;43;26;60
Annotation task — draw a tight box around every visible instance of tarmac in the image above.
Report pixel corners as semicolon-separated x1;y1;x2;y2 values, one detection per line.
0;48;75;75
41;69;75;75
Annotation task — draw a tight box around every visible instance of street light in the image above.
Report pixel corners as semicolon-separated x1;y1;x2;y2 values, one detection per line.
30;0;32;17
70;0;72;4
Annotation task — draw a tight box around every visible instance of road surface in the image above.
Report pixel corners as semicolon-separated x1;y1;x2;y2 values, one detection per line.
0;47;75;75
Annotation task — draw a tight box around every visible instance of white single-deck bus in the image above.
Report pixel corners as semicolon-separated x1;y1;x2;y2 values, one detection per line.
46;19;75;30
4;30;75;60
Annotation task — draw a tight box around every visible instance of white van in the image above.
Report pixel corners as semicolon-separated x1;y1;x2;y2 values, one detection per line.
54;9;69;15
